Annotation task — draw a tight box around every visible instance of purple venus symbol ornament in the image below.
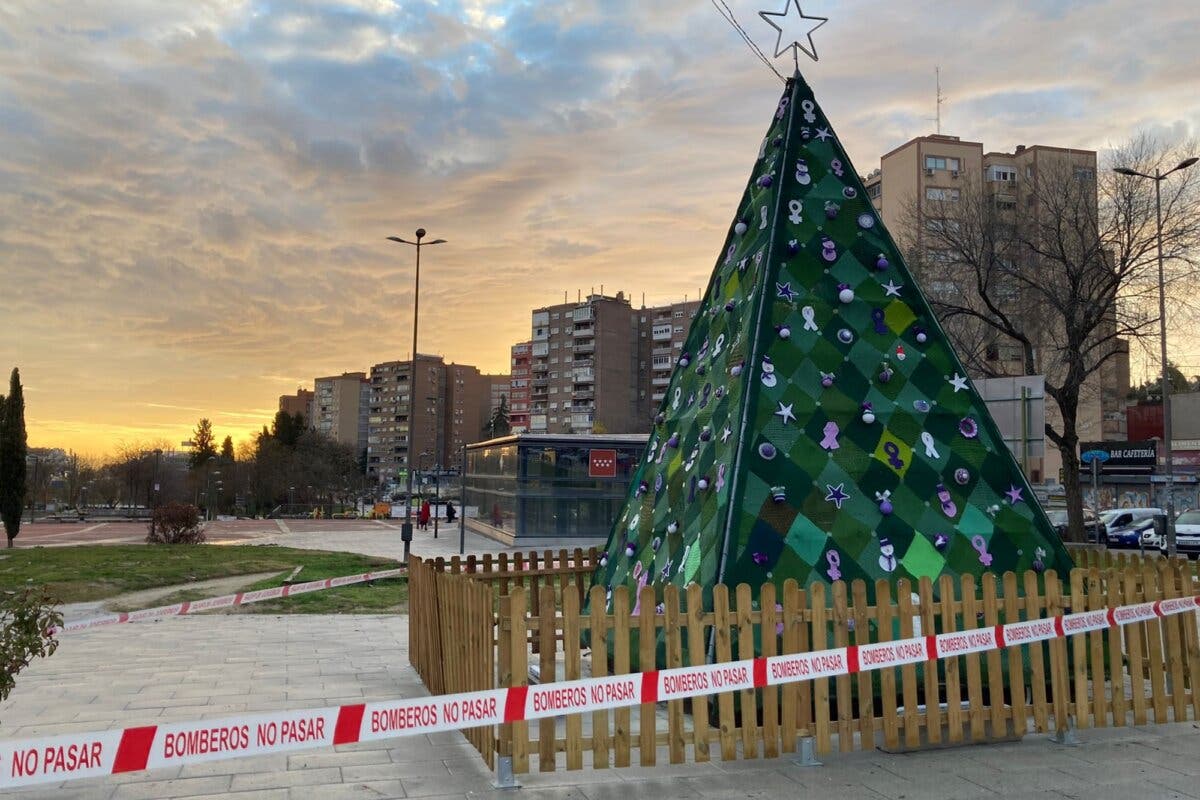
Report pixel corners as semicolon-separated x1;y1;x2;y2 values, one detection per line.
971;535;994;566
872;309;888;335
825;551;842;581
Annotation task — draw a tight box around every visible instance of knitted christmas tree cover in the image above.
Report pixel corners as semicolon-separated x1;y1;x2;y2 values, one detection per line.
590;71;1073;631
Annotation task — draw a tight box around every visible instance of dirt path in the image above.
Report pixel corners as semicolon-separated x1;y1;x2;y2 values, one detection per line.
59;571;284;622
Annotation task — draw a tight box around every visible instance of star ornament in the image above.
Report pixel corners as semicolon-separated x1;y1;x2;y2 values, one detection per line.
758;0;829;63
825;483;849;509
775;402;796;424
1005;485;1025;504
776;281;797;301
948;373;970;393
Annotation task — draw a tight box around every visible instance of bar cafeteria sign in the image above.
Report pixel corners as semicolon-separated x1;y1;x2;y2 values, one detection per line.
1079;440;1158;472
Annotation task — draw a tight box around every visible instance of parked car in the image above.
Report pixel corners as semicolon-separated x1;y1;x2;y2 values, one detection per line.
1044;509;1107;543
1165;510;1200;558
1100;508;1166;549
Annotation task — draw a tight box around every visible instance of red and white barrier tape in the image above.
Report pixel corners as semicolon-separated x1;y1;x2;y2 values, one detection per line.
55;569;405;634
4;593;1197;789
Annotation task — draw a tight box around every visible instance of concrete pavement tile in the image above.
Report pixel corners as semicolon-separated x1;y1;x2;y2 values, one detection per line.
1054;756;1162;784
178;754;288;777
287;750;395;770
0;784;116;800
1149;771;1200;799
181;791;289;800
345;761;449;782
577;778;704;799
290;780;407;799
228;766;342;791
110;775;233;799
671;770;806;798
467;788;589;800
400;773;494;797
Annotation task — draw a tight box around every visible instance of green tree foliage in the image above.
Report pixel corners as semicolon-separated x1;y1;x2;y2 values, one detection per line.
270;410;305;448
1;586;61;705
1127;362;1192;402
220;435;235;463
188;418;218;469
484;394;511;438
0;368;28;548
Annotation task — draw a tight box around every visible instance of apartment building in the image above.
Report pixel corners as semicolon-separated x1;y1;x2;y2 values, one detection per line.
509;342;532;434
862;133;1128;483
366;356;491;484
313;373;368;450
528;292;640;435
278;388;314;425
639;299;701;420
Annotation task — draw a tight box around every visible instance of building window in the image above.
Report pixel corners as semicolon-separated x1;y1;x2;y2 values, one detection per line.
1074;167;1096;181
673;310;685;318
551;312;559;319
989;166;1017;182
673;325;684;333
551;327;559;334
925;156;961;172
867;183;882;199
925;187;960;202
995;196;1017;211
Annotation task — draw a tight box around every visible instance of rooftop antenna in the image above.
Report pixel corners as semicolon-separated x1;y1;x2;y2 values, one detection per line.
928;66;947;135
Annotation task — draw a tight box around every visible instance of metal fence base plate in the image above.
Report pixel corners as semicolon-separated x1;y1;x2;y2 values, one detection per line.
491;755;522;789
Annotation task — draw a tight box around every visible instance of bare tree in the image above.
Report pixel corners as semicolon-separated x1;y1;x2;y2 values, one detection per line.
904;135;1200;542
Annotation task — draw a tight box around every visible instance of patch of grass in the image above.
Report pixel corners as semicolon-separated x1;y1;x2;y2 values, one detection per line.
0;545;400;604
122;572;408;616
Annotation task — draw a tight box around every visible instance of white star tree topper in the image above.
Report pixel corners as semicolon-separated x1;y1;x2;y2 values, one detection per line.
758;0;829;65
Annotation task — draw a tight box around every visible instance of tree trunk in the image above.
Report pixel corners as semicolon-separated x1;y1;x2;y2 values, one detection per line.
1059;442;1086;544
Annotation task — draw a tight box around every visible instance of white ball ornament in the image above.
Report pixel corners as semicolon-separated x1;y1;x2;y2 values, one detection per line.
734;222;748;235
837;283;854;304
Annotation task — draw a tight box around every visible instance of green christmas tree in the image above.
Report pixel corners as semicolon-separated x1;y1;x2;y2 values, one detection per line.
591;71;1074;628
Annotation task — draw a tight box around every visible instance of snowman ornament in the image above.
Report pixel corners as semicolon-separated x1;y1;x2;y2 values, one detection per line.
760;356;777;388
878;537;898;573
795;158;812;186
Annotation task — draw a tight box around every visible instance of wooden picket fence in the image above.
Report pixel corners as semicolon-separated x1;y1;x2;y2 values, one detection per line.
409;550;1200;775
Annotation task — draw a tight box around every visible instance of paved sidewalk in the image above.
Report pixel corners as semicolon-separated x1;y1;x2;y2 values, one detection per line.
2;614;1198;799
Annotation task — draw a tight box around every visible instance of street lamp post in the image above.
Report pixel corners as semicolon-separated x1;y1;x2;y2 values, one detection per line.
151;448;163;538
386;228;446;561
1113;156;1199;557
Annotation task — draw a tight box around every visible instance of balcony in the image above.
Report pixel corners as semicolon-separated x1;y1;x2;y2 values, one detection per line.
573;340;595;354
651;325;673;342
573;367;594;383
652;346;673;357
573;389;594;400
572;306;593;322
652;376;671;387
532;342;549;357
573;325;595;338
651;392;665;402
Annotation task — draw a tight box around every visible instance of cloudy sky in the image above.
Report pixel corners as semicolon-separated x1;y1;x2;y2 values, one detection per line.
1;0;1197;455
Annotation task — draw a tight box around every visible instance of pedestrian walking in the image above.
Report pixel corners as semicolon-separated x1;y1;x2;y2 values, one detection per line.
445;501;456;523
418;500;431;530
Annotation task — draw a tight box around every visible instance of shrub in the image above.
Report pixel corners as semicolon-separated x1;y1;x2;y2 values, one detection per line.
1;586;62;704
146;502;206;544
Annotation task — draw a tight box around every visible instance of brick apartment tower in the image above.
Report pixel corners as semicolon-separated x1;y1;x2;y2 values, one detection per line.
528;292;640;435
366;356;491;484
509;342;532;433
